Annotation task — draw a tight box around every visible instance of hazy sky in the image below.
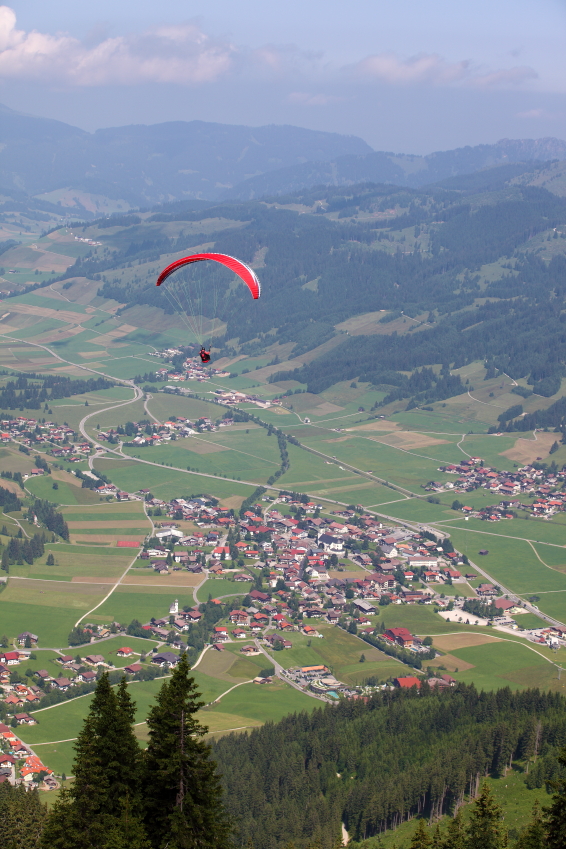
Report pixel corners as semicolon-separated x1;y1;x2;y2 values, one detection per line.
1;1;565;152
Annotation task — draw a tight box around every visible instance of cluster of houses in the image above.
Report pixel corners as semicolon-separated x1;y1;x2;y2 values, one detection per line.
148;346;281;408
0;416;91;460
98;415;236;448
426;460;566;519
0;723;56;790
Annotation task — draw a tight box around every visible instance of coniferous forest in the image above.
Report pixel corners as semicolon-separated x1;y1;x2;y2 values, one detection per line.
213;684;566;849
69;180;566;408
3;666;566;849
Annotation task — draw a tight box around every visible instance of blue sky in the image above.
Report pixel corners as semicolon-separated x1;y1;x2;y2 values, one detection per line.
1;1;565;151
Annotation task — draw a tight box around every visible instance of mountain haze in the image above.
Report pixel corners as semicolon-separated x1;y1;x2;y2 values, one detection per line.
0;103;371;207
224;137;566;199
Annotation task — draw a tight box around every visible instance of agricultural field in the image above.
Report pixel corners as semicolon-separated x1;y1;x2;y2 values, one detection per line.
91;456;256;503
195;578;248;602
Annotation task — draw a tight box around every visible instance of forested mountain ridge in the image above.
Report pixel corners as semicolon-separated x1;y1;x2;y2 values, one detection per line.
47;170;566;416
0;102;371;205
213;684;566;848
223;137;566;200
2;100;566;207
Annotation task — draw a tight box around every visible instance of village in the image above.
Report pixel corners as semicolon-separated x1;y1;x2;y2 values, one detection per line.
150;346;282;409
424;457;566;520
3;484;566;782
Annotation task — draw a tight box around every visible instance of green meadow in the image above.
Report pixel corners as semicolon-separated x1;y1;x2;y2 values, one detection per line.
26;477;101;506
91;585;194;625
449;640;563;692
195;579;247;603
92;456;255;502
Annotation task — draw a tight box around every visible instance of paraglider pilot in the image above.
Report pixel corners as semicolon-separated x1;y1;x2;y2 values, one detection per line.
199;347;211;364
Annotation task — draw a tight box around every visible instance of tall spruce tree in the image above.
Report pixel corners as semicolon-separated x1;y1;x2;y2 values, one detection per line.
143;654;231;849
441;811;466;849
544;746;566;849
465;784;507;849
41;674;146;849
408;819;432;848
515;800;547;849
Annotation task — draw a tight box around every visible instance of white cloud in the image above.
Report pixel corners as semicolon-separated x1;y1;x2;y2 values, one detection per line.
471;66;538;88
346;50;537;89
287;91;343;106
0;6;234;85
350;52;470;85
516;108;552;119
0;7;541;94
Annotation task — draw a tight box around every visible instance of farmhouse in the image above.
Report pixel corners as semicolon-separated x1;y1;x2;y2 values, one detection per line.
384;627;414;648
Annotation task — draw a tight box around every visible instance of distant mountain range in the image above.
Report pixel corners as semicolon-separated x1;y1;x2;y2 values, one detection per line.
0;103;371;207
1;102;565;208
223;137;566;199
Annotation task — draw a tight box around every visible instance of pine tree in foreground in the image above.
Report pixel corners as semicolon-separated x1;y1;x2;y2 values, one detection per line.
544;745;566;849
408;818;432;848
515;800;547;849
440;810;466;849
143;653;231;849
465;783;507;849
40;674;147;849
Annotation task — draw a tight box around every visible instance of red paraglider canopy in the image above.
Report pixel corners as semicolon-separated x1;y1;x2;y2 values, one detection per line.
156;252;260;299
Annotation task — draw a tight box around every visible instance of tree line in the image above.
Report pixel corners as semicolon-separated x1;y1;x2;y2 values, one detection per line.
213;684;566;848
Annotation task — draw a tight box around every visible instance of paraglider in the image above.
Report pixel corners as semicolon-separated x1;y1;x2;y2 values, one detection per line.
156;252;260;363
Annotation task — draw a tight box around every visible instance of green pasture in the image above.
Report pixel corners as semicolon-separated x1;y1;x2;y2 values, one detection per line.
195;579;246;603
198;645;267;683
71;635;158;664
7;554;127;582
263;625;400;677
437;582;476;597
301;433;443;493
11;651;62;674
203;678;316;725
92;456;255;502
527;592;566;623
446;515;566;547
392;409;488;434
449;640;562;692
530;542;566;569
84;357;156;380
7;293;87;314
338;659;408;686
0;447;35;474
0;579;108;614
66;527;147;536
145;393;225;423
516;612;549;629
448;528;566;596
0;600;83;646
30;740;77;777
45;543;138;558
85;398;149;432
26;477;100;505
372;604;487;636
385;498;460;523
123;434;279;484
62;503;147;521
273;444;355;487
92;585;194;625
